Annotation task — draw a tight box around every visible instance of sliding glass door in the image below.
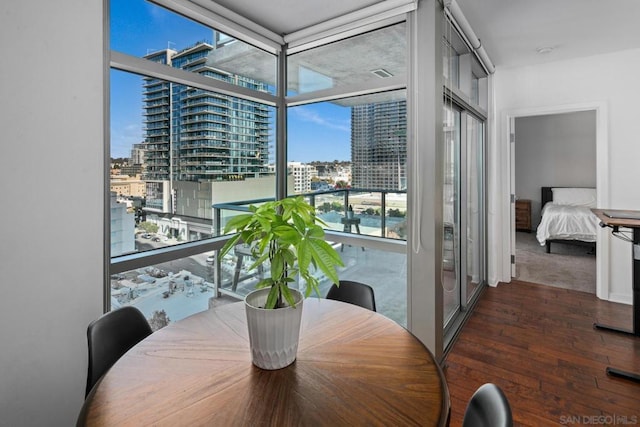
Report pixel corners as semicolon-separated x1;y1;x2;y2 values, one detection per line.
443;105;460;324
443;103;486;336
441;12;489;351
465;115;485;301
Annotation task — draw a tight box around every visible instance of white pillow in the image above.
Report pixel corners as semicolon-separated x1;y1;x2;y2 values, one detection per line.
552;187;596;208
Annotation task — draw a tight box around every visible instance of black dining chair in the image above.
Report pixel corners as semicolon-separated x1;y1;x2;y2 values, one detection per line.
85;306;153;397
462;383;513;427
326;280;377;312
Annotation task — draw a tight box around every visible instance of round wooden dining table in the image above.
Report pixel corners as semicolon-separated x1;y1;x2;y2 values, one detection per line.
80;298;450;426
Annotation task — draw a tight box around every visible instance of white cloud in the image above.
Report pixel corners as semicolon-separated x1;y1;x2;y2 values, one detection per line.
291;107;350;133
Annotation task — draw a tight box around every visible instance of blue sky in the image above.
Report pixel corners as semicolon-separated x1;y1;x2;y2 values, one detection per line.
110;0;351;162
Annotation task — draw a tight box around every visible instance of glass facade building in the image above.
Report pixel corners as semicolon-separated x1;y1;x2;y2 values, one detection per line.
351;100;407;191
141;41;271;188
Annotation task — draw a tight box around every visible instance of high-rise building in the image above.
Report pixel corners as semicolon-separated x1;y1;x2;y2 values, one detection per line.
141;40;271;187
288;162;317;194
130;143;146;166
142;49;174;182
110;192;135;257
351;101;406;191
170;42;270;182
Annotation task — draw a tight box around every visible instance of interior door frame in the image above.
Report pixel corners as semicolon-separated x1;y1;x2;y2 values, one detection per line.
503;101;610;299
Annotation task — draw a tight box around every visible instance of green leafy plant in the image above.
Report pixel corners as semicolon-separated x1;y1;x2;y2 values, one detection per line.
220;196;344;309
138;221;159;234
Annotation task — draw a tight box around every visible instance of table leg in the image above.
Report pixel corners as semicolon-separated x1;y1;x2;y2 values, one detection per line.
355;224;364;251
593;322;634;336
341;222;352;252
340;219;364;252
232;254;244;292
595;227;640;383
606;367;640;382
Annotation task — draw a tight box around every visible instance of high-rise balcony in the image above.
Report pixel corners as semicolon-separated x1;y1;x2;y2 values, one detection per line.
111;188;407;331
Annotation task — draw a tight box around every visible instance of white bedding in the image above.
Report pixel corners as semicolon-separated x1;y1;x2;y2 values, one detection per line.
536;203;599;246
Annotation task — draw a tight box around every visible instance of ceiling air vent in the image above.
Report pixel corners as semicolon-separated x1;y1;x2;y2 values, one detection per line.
371;68;393;78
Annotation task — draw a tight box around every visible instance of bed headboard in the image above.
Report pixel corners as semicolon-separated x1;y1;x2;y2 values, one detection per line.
541;187;554;208
541;186;596;209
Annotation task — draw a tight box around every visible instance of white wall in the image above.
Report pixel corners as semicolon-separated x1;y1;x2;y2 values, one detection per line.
490;48;640;304
0;1;104;425
515;111;596;228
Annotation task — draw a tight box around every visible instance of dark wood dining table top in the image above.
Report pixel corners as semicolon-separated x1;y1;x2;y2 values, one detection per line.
82;298;450;426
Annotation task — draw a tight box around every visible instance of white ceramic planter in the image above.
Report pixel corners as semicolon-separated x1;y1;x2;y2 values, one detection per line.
244;287;304;370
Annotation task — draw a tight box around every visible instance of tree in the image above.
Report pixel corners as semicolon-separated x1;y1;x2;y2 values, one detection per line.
388;208;406;218
331;202;344;212
148;310;170;331
317;202;332;213
138;221;159;234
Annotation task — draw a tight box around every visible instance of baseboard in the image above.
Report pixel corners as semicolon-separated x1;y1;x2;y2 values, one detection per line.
607;292;633;305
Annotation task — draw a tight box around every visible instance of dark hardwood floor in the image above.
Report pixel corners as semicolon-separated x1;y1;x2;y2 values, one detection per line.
444;280;639;427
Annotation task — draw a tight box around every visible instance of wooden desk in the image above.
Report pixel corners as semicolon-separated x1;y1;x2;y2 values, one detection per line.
80;299;450;426
591;209;640;383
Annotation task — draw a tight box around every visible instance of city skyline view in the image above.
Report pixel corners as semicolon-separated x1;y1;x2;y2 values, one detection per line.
110;0;352;163
108;0;409;257
107;0;411;367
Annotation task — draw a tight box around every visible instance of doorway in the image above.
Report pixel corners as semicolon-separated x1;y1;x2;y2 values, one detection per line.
505;102;609;298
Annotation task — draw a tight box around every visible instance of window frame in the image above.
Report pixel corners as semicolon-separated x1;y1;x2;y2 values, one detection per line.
107;0;413;312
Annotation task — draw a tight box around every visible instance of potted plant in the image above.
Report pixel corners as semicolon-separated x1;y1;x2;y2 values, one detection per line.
219;196;344;369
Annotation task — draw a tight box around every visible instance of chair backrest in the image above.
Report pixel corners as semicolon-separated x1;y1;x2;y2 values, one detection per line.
326;280;376;312
462;383;513;427
85;306;152;397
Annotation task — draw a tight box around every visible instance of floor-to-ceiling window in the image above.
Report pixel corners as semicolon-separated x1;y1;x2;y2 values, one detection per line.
106;0;491;347
442;104;461;324
287;91;408;326
108;0;413;329
108;0;279;325
465;114;485;302
285;21;410;326
441;15;488;347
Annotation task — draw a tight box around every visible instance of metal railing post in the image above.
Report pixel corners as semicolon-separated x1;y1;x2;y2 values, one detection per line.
381;192;387;237
213;206;221;297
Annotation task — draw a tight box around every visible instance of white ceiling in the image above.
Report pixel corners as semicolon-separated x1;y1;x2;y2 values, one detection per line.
207;0;386;36
455;0;640;68
204;0;640;69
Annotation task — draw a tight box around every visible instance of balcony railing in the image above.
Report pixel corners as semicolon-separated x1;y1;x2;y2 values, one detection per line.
212;188;407;240
111;188;408;331
208;188;407;323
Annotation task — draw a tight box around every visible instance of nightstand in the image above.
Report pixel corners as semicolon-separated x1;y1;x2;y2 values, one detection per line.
515;199;532;232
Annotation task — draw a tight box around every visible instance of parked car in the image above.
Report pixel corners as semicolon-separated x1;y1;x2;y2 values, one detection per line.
206;254;215;264
152;237;161;242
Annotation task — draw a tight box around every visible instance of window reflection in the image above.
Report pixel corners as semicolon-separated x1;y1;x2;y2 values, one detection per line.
443;105;460;325
466;115;484;301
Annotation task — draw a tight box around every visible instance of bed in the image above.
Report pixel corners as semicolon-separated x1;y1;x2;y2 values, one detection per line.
536;187;599;254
